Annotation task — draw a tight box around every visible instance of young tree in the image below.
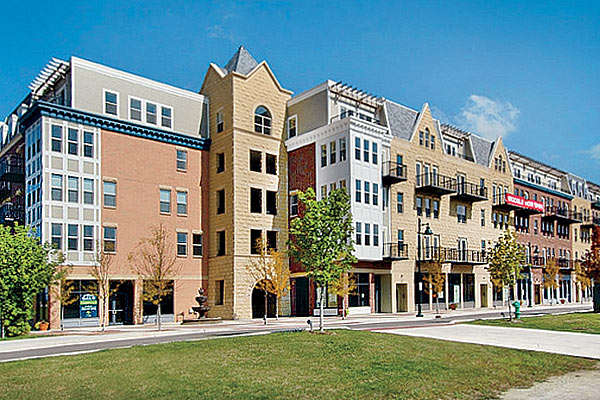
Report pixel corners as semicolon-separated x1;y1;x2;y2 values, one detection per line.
487;229;525;321
51;265;77;331
544;258;560;305
246;237;291;322
330;272;356;319
88;243;119;331
128;223;180;331
583;225;600;312
0;224;61;337
423;257;445;313
288;188;357;332
574;260;591;303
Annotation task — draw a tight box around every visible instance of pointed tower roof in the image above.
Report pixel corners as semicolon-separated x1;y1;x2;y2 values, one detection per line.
223;46;259;75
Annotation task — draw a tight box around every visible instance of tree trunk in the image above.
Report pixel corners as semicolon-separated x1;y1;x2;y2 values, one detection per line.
508;288;512;321
60;305;64;331
264;291;268;325
275;296;279;321
157;302;162;331
319;286;324;332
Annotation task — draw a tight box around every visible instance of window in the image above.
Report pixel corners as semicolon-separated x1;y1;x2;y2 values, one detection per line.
433;200;439;219
177;191;188;215
355;180;361;203
329;141;337;165
217;189;225;214
51;223;62;250
103;181;116;207
431;134;435;149
416;197;422;216
364;224;371;246
287;116;296;138
290;194;298;216
250;150;262;172
103;227;116;253
51;125;62;152
339;138;347;161
397;193;403;213
177;232;188;256
68;128;78;155
104;91;118;115
83;131;94;157
68;177;79;203
267;230;277;251
176;150;187;171
266;191;277;215
419;131;424;145
250;188;262;213
372;142;378;164
250;229;262;254
83;178;94;204
130;98;142;121
160;189;171;213
217;153;225;173
425;198;431;217
364;182;370;204
321;144;327;167
254;106;271;134
354;137;361;160
215;280;224;305
83;225;94;252
217;111;224;133
373;183;379;206
425;130;429;148
373;224;379;247
161;106;172;128
363;139;369;162
146;102;157;124
68;224;78;251
356;222;362;245
193;234;203;257
481;209;485;227
398;229;404;244
51;174;63;201
266;154;277;175
457;205;467;223
321;185;327;198
217;231;225;256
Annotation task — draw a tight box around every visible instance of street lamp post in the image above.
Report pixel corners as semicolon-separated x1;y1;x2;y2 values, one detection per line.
416;218;433;317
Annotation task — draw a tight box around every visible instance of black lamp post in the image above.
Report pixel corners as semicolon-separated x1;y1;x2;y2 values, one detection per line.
416;218;433;317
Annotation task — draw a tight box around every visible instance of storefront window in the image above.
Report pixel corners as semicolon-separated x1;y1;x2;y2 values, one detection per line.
349;273;370;307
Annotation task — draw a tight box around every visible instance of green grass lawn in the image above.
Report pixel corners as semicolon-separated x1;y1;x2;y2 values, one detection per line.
0;330;595;400
469;312;600;335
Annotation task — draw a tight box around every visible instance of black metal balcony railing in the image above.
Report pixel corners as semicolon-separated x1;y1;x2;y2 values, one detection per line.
452;181;488;202
383;243;409;260
0;158;25;183
382;161;407;185
543;206;582;223
420;247;487;264
592;201;600;211
0;203;25;224
415;173;456;195
524;256;574;269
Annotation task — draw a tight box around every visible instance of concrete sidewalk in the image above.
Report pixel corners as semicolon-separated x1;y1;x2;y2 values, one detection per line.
375;324;600;359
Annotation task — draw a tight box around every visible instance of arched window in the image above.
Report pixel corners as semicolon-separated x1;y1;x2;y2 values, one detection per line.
254;106;271;135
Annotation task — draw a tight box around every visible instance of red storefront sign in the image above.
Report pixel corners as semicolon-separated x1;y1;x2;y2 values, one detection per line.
505;193;544;212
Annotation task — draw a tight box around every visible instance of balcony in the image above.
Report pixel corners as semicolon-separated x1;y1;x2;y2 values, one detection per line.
525;255;546;266
592;201;600;211
524;256;574;269
451;181;488;203
415;173;456;196
382;161;407;185
421;247;487;265
383;242;409;260
543;206;582;224
0;158;24;183
0;203;25;224
492;193;544;215
580;216;600;228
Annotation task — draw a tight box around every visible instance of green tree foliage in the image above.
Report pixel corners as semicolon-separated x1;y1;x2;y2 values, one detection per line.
128;223;181;331
0;225;61;337
583;225;600;312
487;230;525;320
288;188;357;331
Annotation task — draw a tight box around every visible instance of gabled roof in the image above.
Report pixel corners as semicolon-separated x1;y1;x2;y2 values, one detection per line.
384;100;418;140
469;134;494;167
222;46;259;76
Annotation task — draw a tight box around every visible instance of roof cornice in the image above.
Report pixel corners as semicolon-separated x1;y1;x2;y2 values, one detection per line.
514;178;573;200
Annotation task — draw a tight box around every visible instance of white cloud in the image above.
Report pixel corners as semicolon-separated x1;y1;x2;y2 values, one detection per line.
456;95;520;141
206;25;235;43
588;143;600;160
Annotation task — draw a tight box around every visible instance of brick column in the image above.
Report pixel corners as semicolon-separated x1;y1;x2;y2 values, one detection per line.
133;279;144;324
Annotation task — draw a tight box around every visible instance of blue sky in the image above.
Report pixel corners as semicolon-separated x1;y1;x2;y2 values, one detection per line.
1;1;599;181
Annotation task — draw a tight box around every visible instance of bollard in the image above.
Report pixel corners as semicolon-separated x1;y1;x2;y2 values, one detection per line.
307;319;313;332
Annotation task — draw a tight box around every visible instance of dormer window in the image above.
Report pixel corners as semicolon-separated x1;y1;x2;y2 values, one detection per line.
254;106;271;135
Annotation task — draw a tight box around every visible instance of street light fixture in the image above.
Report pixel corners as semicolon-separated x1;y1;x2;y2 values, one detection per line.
416;218;433;317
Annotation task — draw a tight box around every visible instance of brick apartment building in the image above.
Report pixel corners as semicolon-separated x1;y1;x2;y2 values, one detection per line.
0;47;597;327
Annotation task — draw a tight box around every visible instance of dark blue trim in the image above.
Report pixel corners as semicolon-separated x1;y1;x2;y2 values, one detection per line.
20;101;211;151
514;178;573;200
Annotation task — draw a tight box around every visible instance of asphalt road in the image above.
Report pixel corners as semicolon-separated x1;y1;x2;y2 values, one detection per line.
0;304;591;363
